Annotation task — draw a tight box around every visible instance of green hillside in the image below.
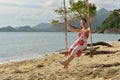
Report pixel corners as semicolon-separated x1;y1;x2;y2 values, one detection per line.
96;9;120;33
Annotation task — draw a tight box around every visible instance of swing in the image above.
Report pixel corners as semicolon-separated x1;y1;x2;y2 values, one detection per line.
86;0;94;57
63;0;117;57
63;0;96;57
86;0;117;57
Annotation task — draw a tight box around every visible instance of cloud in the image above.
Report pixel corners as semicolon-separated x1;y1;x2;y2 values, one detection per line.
42;0;54;7
0;0;59;27
16;11;54;23
90;0;120;10
0;0;120;27
0;2;40;9
0;0;119;10
0;0;47;9
16;11;41;21
40;0;62;8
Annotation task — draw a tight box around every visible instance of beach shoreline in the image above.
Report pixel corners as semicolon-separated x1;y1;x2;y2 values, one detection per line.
0;41;120;80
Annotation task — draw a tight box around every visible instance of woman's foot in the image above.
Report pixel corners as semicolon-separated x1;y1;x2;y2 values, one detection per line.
59;61;69;68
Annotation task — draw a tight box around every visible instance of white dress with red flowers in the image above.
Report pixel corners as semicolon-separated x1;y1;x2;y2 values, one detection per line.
68;30;89;57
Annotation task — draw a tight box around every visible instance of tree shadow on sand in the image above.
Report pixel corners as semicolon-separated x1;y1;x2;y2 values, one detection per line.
84;50;120;55
91;62;120;68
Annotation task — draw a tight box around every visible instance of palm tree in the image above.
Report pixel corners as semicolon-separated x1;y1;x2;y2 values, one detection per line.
63;0;68;50
51;0;96;51
86;0;93;57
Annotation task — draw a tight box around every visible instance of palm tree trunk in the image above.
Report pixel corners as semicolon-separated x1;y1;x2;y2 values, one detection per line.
63;0;68;50
86;0;93;57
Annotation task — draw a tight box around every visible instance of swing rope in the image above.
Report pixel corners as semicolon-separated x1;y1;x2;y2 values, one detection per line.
86;0;94;57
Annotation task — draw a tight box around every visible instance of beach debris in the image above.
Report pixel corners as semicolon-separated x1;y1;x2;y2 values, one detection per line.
84;50;118;55
118;39;120;41
91;62;120;68
59;51;68;56
87;41;112;47
37;64;44;68
12;70;23;74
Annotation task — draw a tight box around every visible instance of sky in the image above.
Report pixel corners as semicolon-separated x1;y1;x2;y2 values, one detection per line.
0;0;120;27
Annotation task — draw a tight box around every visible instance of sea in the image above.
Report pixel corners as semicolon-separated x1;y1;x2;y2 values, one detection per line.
0;32;119;64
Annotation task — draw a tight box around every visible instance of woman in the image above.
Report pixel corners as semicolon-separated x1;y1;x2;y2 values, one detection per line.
60;15;92;68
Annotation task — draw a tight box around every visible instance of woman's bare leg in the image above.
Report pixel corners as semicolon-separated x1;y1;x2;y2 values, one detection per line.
60;55;74;68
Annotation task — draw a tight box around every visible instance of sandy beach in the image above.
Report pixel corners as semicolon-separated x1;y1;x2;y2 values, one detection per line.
0;41;120;80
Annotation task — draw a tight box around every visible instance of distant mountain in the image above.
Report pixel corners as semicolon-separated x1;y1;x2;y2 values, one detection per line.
0;8;112;32
92;8;111;31
32;8;111;32
16;26;36;32
0;24;66;32
97;8;110;14
33;23;50;30
0;26;16;32
33;23;65;32
53;8;111;32
0;26;36;32
95;9;120;33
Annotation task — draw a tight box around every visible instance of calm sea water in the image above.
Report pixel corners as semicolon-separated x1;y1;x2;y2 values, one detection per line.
0;32;119;63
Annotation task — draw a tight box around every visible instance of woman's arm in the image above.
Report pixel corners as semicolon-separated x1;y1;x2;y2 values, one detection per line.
64;17;81;32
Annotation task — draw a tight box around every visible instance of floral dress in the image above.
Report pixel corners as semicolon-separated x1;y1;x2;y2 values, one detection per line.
68;30;89;57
